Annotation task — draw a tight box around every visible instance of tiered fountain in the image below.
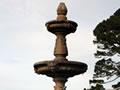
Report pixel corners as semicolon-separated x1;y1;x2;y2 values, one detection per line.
34;2;87;90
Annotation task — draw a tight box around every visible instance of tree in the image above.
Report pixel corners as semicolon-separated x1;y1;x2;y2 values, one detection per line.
86;8;120;89
94;9;120;57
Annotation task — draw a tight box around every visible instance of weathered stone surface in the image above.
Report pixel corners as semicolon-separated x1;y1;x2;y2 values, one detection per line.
33;2;87;90
57;2;67;20
34;60;87;78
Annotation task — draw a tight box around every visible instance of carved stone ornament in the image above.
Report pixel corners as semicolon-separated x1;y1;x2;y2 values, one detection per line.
34;2;87;90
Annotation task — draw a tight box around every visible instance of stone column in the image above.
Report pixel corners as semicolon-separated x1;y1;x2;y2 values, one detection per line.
54;32;68;61
53;77;67;90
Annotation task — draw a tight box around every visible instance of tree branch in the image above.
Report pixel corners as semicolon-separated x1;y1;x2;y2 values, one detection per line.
103;76;120;84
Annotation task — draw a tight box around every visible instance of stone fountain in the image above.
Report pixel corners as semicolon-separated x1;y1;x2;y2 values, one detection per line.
34;2;87;90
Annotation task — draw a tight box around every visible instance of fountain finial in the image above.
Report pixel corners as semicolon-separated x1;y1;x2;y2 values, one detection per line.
57;2;67;20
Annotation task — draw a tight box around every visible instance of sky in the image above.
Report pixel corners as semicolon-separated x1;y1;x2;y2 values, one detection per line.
0;0;120;90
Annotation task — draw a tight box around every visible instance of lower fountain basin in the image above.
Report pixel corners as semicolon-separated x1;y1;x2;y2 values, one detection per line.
34;60;87;78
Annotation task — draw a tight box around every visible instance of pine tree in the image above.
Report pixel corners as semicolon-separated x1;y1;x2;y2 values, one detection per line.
87;8;120;90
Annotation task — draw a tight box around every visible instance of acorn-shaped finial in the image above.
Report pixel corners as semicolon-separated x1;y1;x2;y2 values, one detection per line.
57;2;67;20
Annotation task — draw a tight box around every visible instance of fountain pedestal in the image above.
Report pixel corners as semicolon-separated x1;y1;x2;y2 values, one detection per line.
34;2;87;90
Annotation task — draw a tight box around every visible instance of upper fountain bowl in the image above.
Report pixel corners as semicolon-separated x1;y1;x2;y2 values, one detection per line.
45;20;77;35
45;2;78;35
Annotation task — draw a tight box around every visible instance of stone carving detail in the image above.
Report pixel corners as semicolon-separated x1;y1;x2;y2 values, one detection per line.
34;2;87;90
57;3;67;20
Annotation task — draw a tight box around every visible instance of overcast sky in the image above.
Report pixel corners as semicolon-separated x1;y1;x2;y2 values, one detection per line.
0;0;120;90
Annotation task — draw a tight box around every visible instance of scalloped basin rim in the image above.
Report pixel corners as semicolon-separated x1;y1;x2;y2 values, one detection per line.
34;60;87;78
34;60;87;68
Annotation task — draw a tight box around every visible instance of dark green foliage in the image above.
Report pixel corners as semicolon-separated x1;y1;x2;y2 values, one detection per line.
86;8;120;90
94;58;120;79
90;84;105;90
112;82;120;89
89;79;104;84
94;8;120;57
85;84;105;90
